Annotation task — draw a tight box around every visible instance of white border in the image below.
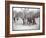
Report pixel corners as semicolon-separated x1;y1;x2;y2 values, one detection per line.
10;4;43;34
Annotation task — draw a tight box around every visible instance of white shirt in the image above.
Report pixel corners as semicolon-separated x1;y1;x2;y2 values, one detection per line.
16;17;23;24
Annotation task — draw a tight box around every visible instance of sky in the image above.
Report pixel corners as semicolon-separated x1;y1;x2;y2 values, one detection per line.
13;8;40;13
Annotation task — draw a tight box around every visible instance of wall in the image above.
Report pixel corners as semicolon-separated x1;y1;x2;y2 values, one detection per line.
0;0;46;38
